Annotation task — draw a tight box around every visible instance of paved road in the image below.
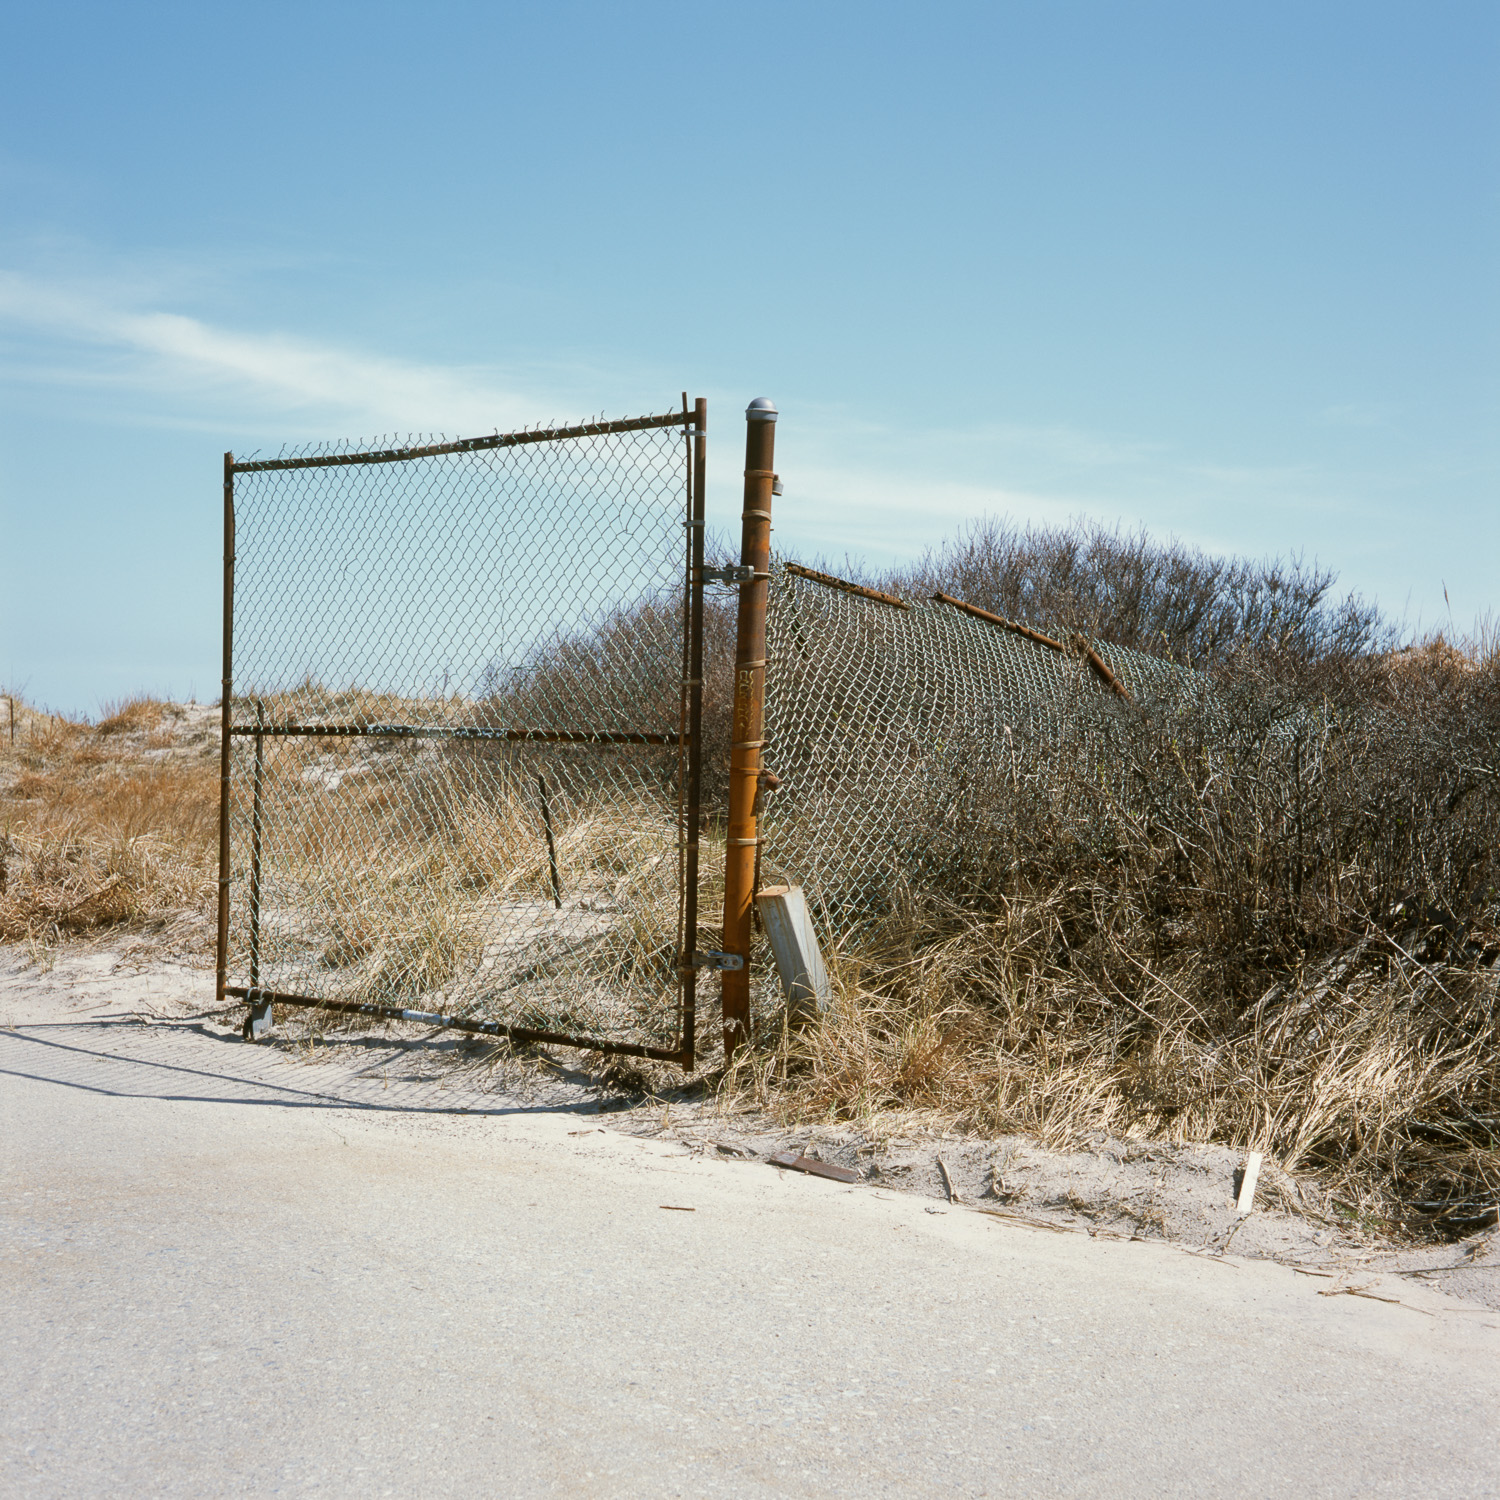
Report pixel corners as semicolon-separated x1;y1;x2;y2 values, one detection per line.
2;1020;1498;1498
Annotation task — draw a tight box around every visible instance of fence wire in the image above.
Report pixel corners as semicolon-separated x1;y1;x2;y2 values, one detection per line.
760;562;1201;928
223;414;698;1058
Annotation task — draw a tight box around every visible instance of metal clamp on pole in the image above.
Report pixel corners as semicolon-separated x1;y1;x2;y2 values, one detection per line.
720;397;778;1063
684;950;746;972
699;564;756;586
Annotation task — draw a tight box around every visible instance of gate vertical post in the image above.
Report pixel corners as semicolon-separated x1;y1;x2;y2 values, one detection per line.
215;452;236;1008
721;397;777;1063
249;698;265;986
679;397;708;1072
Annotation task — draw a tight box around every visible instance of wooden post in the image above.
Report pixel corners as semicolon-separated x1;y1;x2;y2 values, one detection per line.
721;398;777;1062
537;773;563;909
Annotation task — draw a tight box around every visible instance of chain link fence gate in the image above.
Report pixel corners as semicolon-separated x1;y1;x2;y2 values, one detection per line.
215;402;711;1067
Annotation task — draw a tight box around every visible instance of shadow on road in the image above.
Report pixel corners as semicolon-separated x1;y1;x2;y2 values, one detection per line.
0;1025;632;1118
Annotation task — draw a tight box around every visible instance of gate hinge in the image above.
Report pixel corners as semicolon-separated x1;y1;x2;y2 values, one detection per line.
686;950;745;972
699;565;755;586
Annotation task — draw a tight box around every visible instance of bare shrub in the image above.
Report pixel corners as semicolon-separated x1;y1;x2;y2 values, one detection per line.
471;565;742;813
750;624;1500;1237
891;516;1391;666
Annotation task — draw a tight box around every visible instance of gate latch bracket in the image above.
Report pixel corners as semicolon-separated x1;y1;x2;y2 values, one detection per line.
688;950;745;972
699;565;754;586
242;989;275;1043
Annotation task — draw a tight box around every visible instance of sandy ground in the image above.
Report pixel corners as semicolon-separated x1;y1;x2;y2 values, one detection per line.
5;938;1497;1314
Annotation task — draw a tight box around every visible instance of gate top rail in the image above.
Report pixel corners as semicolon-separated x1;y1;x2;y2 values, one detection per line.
231;410;696;474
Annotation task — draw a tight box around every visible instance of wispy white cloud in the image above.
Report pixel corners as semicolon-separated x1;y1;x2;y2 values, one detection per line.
943;420;1171;470
768;402;1358;572
1181;459;1322;488
0;269;549;436
784;461;1087;562
0;266;1436;610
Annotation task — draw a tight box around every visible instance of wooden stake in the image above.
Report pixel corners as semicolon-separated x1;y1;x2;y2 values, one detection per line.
1236;1152;1264;1216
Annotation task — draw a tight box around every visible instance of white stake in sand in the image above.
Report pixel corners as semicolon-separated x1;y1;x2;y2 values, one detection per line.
1236;1152;1264;1216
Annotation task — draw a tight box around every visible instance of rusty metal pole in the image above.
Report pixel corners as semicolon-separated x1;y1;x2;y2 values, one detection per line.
215;453;236;1009
679;396;708;1073
721;397;777;1063
249;699;265;987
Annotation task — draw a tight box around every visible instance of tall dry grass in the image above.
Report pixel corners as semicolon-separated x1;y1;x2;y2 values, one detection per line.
0;697;220;948
215;685;693;1043
736;628;1500;1238
4;521;1494;1240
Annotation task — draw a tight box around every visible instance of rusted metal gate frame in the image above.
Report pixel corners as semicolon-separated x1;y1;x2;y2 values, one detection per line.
214;402;710;1069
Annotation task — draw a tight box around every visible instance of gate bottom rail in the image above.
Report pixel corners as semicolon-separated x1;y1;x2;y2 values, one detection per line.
227;985;688;1064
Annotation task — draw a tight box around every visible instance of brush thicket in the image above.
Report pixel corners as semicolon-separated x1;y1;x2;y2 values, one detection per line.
734;631;1500;1239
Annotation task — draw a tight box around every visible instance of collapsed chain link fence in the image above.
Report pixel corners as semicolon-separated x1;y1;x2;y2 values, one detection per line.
219;411;703;1062
759;562;1202;931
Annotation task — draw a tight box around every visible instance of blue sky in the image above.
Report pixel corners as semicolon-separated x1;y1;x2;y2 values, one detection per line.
1;1;1495;714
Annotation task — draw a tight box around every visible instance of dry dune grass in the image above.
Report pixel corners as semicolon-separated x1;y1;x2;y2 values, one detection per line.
5;606;1498;1244
734;901;1500;1237
711;529;1500;1241
0;682;692;1045
285;791;680;1015
214;689;692;1041
729;630;1500;1240
0;697;219;949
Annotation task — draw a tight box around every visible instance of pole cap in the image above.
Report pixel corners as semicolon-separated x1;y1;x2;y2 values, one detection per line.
746;397;778;423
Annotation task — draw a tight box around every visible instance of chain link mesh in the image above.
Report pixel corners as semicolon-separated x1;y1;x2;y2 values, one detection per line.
760;562;1198;929
225;414;697;1055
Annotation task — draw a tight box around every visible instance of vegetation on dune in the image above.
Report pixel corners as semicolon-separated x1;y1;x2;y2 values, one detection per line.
893;515;1392;667
731;522;1500;1238
0;698;219;949
3;518;1497;1237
